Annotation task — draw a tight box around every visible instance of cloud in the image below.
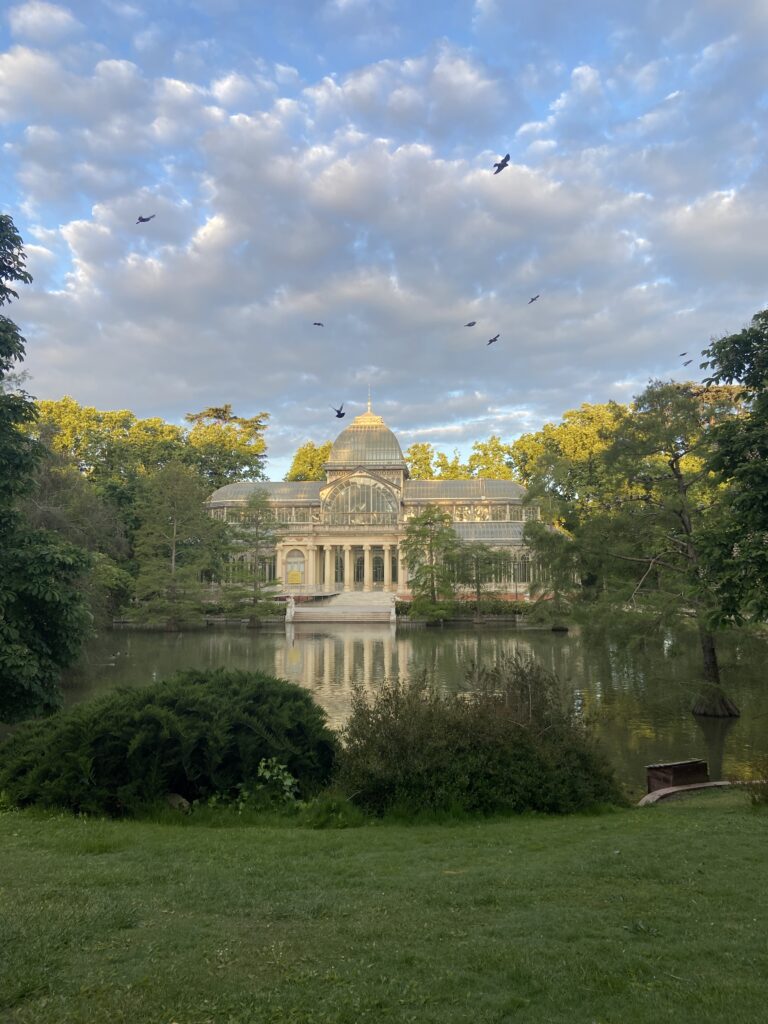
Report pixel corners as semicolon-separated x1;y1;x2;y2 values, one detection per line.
7;1;81;43
3;0;767;476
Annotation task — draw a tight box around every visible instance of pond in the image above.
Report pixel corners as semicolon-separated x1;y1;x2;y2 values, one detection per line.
62;623;768;795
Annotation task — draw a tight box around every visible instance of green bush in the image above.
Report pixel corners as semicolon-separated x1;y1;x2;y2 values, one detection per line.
397;596;524;619
336;656;622;816
0;669;338;816
744;755;768;809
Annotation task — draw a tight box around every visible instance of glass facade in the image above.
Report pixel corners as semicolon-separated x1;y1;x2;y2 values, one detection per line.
324;480;399;526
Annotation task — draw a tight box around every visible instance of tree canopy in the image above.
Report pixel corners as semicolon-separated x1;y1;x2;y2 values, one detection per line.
284;440;332;481
0;214;91;722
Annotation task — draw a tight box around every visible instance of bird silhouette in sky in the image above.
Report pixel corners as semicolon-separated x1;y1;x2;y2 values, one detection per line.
493;154;510;175
528;294;540;304
683;359;693;366
332;403;345;418
313;322;324;327
679;351;687;356
136;214;155;224
487;334;500;346
464;321;477;327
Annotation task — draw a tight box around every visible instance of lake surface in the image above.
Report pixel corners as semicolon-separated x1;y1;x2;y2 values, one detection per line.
63;623;768;794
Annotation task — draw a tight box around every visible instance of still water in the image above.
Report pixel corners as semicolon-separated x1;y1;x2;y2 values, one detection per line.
63;623;768;794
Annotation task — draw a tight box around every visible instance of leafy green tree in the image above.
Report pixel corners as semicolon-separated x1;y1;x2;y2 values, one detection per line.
508;402;628;525
434;449;470;479
225;489;284;618
467;435;516;479
0;214;90;722
401;505;460;604
184;405;269;487
699;309;768;621
522;382;742;694
284;440;332;481
26;440;132;624
132;463;227;627
404;442;436;480
452;541;510;615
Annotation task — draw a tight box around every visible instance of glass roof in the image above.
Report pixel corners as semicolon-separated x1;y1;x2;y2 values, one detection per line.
208;481;323;503
454;522;525;543
404;480;525;500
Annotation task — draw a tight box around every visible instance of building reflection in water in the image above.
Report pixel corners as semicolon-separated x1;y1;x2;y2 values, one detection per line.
274;623;541;728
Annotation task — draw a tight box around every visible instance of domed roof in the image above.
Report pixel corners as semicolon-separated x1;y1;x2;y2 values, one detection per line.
326;404;407;470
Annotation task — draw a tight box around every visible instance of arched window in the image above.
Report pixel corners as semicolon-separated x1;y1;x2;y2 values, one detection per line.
285;549;305;585
324;480;398;526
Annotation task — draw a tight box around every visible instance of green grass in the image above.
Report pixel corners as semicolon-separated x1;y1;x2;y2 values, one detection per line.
1;793;766;1024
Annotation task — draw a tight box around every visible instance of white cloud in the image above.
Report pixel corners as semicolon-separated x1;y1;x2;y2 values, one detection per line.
3;1;768;466
7;1;81;43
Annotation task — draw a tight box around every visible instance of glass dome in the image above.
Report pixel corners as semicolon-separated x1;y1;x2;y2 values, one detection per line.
326;405;407;470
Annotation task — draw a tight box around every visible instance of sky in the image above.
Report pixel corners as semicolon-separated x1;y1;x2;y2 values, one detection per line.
2;0;767;479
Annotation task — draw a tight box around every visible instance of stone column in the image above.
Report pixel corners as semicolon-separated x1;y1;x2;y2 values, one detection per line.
398;547;407;592
343;545;352;592
363;543;372;592
275;545;284;587
383;543;392;590
306;545;316;587
324;545;333;590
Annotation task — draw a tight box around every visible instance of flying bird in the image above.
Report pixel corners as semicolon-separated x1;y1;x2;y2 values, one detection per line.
313;322;324;327
679;351;687;356
464;321;477;327
683;359;693;366
528;294;540;304
136;214;155;224
487;334;500;346
332;403;345;418
493;154;510;175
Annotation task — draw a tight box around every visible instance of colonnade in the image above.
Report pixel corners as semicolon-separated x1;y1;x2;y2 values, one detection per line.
275;541;406;592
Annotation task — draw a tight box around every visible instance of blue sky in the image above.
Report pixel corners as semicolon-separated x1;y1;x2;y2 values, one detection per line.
2;0;767;477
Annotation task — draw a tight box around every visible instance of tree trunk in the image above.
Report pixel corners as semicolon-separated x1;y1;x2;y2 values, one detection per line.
698;624;720;686
692;623;740;717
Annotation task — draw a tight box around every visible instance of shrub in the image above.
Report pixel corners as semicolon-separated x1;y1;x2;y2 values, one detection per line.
743;755;768;809
0;669;338;816
336;655;622;816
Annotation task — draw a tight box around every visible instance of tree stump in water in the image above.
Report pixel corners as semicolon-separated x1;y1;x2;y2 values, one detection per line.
692;684;740;718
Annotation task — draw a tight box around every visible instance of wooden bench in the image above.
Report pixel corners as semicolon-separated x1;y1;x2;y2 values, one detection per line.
646;759;709;793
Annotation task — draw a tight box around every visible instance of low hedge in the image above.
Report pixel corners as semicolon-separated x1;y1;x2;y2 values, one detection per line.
0;669;338;816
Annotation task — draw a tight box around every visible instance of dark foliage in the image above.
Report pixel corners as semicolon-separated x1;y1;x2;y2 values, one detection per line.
397;597;524;618
0;669;338;815
337;656;622;816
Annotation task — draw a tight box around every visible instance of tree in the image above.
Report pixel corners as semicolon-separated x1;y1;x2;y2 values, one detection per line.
699;309;768;621
404;442;436;480
467;435;516;479
132;463;227;627
224;488;284;618
26;438;132;624
0;214;90;722
401;505;460;604
521;381;743;704
452;541;510;615
434;449;470;479
285;440;332;481
184;406;269;487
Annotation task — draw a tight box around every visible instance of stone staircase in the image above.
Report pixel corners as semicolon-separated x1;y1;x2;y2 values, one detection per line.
290;591;395;623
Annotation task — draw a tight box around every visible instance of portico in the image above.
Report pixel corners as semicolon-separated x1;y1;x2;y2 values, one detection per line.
274;539;400;593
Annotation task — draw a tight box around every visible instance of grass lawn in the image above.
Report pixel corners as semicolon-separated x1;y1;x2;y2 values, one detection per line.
1;791;766;1024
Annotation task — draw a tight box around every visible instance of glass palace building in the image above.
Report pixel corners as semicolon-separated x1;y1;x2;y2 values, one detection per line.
206;403;539;596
